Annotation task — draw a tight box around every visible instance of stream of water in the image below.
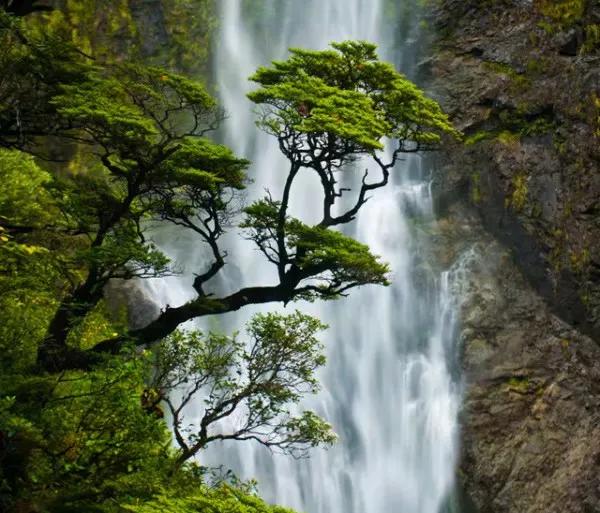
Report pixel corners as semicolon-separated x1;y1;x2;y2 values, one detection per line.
151;1;465;512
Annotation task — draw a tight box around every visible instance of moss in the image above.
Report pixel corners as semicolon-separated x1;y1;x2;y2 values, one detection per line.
536;0;585;30
553;133;568;154
470;171;482;204
526;58;546;76
537;19;558;35
506;376;530;393
505;173;528;211
531;202;543;218
465;130;494;145
582;24;600;54
580;291;591;306
535;0;600;55
39;0;138;60
464;108;555;150
559;338;573;357
522;117;555;136
161;0;216;75
569;247;591;274
31;1;216;75
501;107;557;139
548;226;569;274
483;61;531;93
592;94;600;138
496;130;520;146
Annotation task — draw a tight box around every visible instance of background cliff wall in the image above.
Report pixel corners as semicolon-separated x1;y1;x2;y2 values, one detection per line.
426;1;600;511
32;0;215;74
431;0;600;338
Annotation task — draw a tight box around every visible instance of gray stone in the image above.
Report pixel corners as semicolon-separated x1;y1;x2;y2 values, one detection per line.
104;279;161;330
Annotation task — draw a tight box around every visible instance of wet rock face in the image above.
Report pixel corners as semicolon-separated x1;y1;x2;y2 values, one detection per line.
429;0;600;339
129;0;169;58
433;205;600;513
426;2;600;507
459;236;600;513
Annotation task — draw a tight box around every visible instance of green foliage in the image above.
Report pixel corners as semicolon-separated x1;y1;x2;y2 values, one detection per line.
0;149;65;371
242;198;390;299
0;6;458;512
0;339;301;513
0;149;60;286
158;137;248;190
0;15;251;359
51;64;215;151
53;76;159;144
0;149;56;228
249;40;458;153
154;312;336;463
0;309;315;513
123;485;294;513
0;352;170;511
84;225;171;280
287;220;390;293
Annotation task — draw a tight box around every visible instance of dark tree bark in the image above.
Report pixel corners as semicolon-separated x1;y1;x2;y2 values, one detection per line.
92;266;312;355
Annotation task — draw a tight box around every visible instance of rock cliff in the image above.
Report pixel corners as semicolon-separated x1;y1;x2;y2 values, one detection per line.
427;1;600;511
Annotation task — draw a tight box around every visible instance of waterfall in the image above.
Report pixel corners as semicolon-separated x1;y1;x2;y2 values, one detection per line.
150;1;465;512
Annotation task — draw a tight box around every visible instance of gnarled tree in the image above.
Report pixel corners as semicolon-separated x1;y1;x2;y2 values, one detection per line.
0;13;457;370
93;41;458;359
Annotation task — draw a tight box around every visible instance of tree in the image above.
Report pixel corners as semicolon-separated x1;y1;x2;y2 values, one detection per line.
35;62;249;370
92;40;458;358
154;311;336;469
1;11;457;372
1;17;248;369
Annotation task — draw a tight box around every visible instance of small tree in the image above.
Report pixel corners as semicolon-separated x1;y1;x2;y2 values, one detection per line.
154;311;336;468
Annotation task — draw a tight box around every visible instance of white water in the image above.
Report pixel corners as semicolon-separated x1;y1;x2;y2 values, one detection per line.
150;1;466;512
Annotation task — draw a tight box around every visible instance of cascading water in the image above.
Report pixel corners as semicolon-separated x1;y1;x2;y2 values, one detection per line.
150;1;466;512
